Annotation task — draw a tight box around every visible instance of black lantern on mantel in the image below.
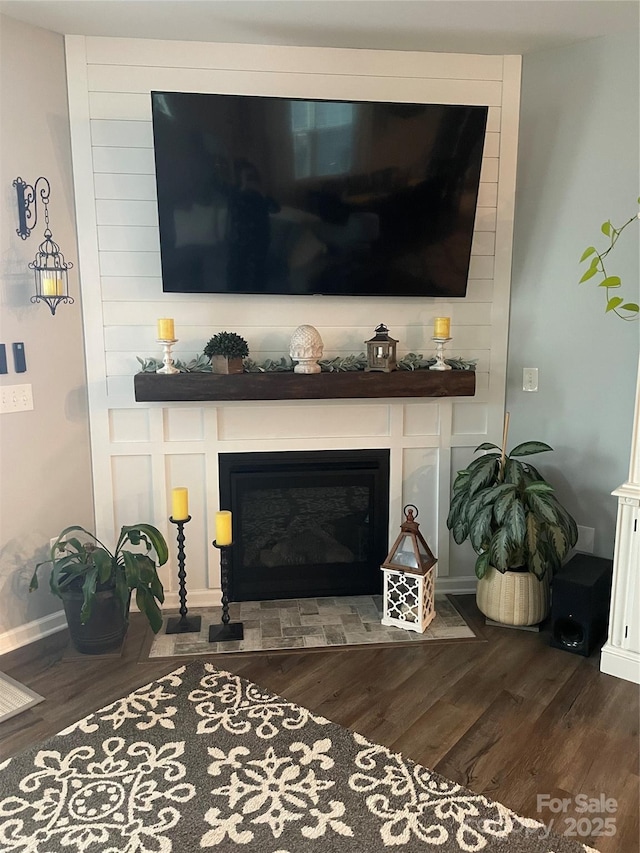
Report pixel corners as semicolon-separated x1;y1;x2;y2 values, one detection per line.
380;505;437;633
365;323;398;373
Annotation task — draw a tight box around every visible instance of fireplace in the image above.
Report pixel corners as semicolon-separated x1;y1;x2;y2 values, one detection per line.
219;450;390;601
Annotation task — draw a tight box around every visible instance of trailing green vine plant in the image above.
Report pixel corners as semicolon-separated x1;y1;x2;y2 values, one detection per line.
579;199;639;320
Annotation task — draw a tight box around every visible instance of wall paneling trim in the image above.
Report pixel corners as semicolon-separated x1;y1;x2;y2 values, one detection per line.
66;36;521;604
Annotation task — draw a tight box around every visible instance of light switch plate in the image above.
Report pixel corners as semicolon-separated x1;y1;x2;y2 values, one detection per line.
523;367;538;392
0;383;33;413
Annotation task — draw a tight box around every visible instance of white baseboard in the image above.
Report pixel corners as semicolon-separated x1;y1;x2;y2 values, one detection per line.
161;589;222;609
600;643;640;684
435;575;478;596
0;610;68;657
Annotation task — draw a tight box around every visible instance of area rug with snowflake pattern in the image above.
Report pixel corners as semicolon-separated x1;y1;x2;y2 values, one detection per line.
0;661;596;853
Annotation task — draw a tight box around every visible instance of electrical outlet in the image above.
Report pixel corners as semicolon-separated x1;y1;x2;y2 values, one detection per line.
522;367;538;392
576;525;595;554
1;383;33;413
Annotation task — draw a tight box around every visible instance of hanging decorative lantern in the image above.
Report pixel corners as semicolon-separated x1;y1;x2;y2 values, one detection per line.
381;504;437;633
365;323;398;372
14;176;74;316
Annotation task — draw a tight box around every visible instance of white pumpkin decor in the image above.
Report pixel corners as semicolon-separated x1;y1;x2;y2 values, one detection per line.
289;325;324;374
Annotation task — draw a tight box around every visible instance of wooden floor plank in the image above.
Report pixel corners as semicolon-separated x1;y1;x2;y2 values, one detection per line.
0;595;637;853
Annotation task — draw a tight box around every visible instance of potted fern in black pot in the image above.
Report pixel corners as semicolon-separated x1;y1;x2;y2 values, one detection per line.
204;331;249;374
447;423;578;626
30;523;168;654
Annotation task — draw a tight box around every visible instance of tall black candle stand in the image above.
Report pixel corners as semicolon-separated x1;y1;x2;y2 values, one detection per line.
165;516;202;634
209;540;244;643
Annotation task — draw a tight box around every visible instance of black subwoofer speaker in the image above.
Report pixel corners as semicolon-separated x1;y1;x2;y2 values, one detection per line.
550;554;613;657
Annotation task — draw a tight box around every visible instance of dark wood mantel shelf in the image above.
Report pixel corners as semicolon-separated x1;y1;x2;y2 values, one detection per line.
134;369;476;403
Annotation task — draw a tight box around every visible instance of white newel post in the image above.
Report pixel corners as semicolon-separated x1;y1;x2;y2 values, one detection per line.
600;357;640;684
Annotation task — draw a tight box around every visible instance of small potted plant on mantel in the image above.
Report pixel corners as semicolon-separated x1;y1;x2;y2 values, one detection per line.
30;523;168;654
204;331;250;374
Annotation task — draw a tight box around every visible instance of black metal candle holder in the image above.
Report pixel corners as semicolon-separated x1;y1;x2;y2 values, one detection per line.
209;540;244;643
165;516;202;634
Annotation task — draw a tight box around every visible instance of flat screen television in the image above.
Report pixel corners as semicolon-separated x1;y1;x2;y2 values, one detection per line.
151;91;488;297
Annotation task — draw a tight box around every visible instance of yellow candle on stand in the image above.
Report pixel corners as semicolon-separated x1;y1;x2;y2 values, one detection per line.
434;317;451;338
42;277;63;296
157;318;175;340
172;487;189;520
215;510;232;546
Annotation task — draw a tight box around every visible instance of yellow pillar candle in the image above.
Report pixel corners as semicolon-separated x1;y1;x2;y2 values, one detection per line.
215;510;232;546
42;277;63;296
434;317;451;338
157;318;175;340
172;487;189;520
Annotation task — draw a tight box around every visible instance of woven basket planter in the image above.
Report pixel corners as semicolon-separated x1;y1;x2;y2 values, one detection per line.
476;567;550;626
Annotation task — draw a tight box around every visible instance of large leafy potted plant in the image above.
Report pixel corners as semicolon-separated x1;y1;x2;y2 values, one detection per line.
447;429;578;626
30;523;168;654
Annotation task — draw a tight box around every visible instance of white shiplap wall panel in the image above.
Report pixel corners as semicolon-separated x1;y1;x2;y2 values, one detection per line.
90;91;152;121
102;298;493;329
470;231;496;256
101;276;494;303
96;200;158;227
476;182;498;207
86;37;505;79
474;208;498;232
468;256;494;279
99;251;161;277
67;35;520;599
479;158;499;183
93;146;155;174
94;173;156;200
91;119;153;148
87;64;504;107
98;225;160;253
483;133;500;158
103;322;493;358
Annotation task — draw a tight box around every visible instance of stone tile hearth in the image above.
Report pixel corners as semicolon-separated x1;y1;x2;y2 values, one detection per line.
148;594;477;658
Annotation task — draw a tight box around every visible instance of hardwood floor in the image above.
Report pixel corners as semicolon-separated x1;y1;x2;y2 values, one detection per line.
1;595;638;852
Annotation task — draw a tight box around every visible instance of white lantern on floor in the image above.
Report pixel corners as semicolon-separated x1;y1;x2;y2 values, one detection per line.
381;504;437;633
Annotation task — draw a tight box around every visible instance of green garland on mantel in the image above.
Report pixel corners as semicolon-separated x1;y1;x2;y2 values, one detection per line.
137;352;477;374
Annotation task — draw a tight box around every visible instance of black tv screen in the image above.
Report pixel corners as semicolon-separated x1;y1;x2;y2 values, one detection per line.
151;91;488;297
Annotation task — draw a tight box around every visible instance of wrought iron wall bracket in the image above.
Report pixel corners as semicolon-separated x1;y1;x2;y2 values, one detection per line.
13;176;51;240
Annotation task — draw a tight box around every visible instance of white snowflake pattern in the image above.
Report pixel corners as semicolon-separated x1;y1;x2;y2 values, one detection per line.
349;733;528;851
59;667;186;736
0;736;196;852
189;665;330;739
201;738;353;845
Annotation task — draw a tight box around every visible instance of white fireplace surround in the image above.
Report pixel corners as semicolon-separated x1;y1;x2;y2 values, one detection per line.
65;37;521;607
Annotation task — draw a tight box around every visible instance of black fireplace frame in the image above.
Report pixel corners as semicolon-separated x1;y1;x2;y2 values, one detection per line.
219;449;390;601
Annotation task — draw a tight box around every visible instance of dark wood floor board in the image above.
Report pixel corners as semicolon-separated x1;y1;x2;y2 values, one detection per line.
443;630;544;710
386;698;484;769
0;595;637;853
265;644;445;725
432;688;542;792
503;640;584;705
342;641;484;746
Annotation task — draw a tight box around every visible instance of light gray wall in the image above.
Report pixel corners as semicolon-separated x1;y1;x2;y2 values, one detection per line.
507;30;639;558
0;14;93;641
